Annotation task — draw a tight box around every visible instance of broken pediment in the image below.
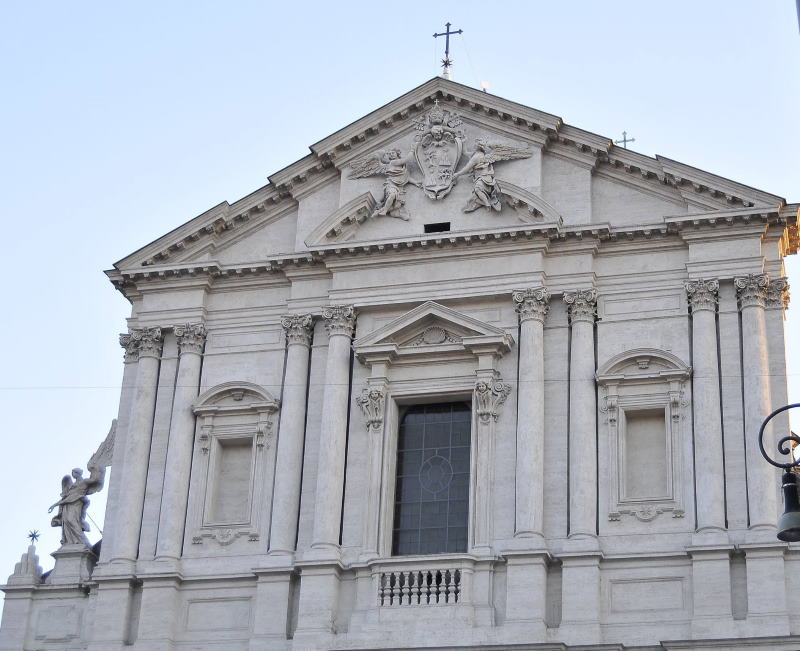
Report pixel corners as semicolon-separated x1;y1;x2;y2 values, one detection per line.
354;301;513;366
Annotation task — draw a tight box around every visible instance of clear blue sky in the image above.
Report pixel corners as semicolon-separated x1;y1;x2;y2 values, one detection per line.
0;1;798;586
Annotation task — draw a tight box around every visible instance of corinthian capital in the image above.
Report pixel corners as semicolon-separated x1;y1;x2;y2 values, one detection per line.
512;287;551;323
121;327;163;360
563;288;597;324
474;375;512;423
119;332;139;362
684;278;719;313
322;305;356;337
734;273;769;310
174;323;207;355
281;314;314;347
765;277;790;310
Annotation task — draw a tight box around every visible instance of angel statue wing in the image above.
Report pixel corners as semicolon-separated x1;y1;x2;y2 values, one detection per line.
88;419;116;469
480;142;533;165
347;153;387;180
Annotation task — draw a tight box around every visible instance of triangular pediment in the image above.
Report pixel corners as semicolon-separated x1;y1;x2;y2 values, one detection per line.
107;76;794;287
354;301;513;365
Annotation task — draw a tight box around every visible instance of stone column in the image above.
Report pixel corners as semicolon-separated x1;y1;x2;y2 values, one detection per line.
310;305;355;554
269;314;314;556
512;287;550;543
112;327;163;563
685;279;726;535
735;274;776;531
563;289;598;541
155;323;207;561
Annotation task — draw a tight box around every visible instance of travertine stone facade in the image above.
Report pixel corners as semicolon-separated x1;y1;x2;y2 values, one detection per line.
3;77;800;650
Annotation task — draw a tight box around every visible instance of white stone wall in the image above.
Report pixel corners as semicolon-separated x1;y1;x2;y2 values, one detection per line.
3;79;799;651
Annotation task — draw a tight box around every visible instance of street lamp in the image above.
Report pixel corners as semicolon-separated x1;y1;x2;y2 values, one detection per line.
758;403;800;541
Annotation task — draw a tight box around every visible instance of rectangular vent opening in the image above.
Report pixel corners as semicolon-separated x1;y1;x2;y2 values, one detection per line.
424;222;451;233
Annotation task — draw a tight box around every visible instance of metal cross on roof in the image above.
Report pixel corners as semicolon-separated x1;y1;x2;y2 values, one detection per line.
433;22;463;80
615;131;636;149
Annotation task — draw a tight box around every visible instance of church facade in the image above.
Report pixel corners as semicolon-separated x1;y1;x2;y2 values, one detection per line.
3;77;800;650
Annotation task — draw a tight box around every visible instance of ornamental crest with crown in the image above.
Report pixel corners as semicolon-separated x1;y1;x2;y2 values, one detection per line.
412;100;466;200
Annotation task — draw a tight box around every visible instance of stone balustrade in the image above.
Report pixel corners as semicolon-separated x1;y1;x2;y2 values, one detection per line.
379;568;461;606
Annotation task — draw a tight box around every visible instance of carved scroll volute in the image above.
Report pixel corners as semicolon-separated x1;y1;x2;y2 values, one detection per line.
322;305;356;337
512;287;551;323
356;386;386;433
120;327;163;361
684;279;719;313
281;314;314;347
765;277;790;310
563;289;597;324
174;323;208;355
474;375;512;423
734;273;770;309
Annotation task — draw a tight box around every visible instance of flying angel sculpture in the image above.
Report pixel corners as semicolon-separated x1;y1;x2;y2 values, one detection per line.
453;139;532;212
348;149;422;220
49;420;116;547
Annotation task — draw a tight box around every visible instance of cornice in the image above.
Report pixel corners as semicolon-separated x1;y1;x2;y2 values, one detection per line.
108;206;795;302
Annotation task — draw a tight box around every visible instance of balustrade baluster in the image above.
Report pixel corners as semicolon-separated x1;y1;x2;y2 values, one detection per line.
411;571;421;604
390;571;400;606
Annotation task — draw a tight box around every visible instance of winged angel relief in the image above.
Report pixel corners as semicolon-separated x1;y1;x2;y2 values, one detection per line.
48;420;116;547
454;139;532;212
348;101;532;217
348;150;421;220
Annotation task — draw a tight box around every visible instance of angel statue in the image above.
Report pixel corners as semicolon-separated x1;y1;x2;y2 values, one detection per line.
348;149;421;220
48;420;116;547
453;139;532;213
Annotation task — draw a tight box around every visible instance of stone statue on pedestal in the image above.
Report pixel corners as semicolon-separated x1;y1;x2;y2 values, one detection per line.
48;420;116;547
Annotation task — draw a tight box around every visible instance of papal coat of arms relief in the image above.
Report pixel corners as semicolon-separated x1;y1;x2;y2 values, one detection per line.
348;100;531;219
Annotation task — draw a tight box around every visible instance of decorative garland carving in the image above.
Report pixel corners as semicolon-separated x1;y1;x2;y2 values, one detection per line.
563;289;597;324
734;273;769;310
322;305;356;337
474;376;512;423
512;287;551;323
174;323;207;355
356;386;385;433
684;279;719;313
281;314;314;346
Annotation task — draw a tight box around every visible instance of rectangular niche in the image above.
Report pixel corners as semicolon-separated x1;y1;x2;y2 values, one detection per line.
207;436;254;525
622;408;670;501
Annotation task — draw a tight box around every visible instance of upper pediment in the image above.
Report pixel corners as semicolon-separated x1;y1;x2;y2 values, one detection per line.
109;77;794;279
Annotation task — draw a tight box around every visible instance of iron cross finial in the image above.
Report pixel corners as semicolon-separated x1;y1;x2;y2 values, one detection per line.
615;131;636;149
433;22;463;80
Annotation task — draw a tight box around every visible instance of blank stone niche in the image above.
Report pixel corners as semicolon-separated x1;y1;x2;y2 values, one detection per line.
597;349;691;523
187;382;279;546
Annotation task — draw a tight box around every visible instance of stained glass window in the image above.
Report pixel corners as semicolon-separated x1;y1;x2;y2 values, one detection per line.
392;402;471;556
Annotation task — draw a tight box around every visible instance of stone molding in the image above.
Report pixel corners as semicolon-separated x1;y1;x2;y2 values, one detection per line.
563;288;597;324
322;305;356;337
766;277;790;310
512;287;551;323
174;323;207;355
356;385;385;433
474;376;512;423
119;327;163;361
735;273;770;310
281;314;314;347
684;278;719;313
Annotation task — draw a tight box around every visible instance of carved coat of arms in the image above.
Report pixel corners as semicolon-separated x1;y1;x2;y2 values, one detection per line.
412;100;465;200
